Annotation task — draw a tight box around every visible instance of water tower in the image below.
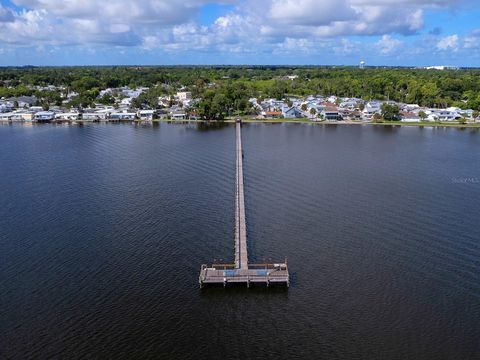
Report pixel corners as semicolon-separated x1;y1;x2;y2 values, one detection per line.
359;60;365;69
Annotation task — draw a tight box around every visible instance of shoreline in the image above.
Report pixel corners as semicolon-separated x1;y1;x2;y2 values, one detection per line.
2;118;480;128
223;118;480;128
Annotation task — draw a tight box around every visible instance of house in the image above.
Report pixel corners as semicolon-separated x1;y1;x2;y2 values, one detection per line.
82;109;111;121
431;110;459;121
362;102;381;120
110;112;136;121
9;96;37;108
0;101;14;112
400;112;421;122
176;92;192;101
55;112;80;121
82;113;101;121
34;111;55;122
321;106;342;120
0;112;13;121
282;106;303;118
263;111;282;119
171;110;187;120
120;98;132;106
121;87;147;98
341;110;362;121
156;109;169;119
11;112;34;122
137;110;155;120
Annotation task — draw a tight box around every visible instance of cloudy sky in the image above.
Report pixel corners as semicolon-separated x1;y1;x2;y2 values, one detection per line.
0;0;479;66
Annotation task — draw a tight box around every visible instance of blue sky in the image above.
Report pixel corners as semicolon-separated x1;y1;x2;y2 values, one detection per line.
0;0;480;66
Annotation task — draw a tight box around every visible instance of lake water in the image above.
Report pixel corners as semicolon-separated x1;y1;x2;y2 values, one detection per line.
1;123;479;359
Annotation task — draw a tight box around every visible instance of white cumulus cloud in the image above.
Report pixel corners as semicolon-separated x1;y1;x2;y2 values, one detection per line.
436;34;459;51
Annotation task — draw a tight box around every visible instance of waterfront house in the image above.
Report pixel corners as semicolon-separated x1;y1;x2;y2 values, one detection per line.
362;102;381;120
321;106;342;120
137;110;155;120
400;112;421;122
81;109;111;121
0;112;13;121
431;110;459;121
34;111;55;122
170;110;187;120
282;106;303;118
55;112;81;121
263;111;282;119
341;109;362;120
11;112;34;122
110;112;137;121
82;113;100;121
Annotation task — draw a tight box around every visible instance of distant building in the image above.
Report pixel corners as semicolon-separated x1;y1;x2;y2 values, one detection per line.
176;92;192;101
424;66;459;70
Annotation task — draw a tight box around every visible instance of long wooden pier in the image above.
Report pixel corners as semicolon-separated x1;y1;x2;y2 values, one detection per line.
199;120;289;288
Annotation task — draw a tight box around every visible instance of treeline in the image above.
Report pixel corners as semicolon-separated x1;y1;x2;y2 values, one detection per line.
2;66;480;113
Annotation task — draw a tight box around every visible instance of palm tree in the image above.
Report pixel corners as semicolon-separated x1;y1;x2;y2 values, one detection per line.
309;108;317;119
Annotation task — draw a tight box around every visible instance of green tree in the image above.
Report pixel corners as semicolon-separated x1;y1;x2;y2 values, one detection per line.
418;110;427;121
381;103;400;120
372;113;383;123
98;93;115;105
472;110;479;121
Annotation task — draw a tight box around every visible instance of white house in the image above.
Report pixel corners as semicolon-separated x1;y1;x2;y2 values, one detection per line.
11;112;34;122
170;110;187;119
137;110;155;120
55;112;80;121
34;111;55;122
121;98;132;106
176;92;192;101
0;112;13;121
110;112;136;120
401;112;421;122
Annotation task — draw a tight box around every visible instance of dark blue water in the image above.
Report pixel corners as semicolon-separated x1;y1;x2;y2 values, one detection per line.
1;123;479;359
